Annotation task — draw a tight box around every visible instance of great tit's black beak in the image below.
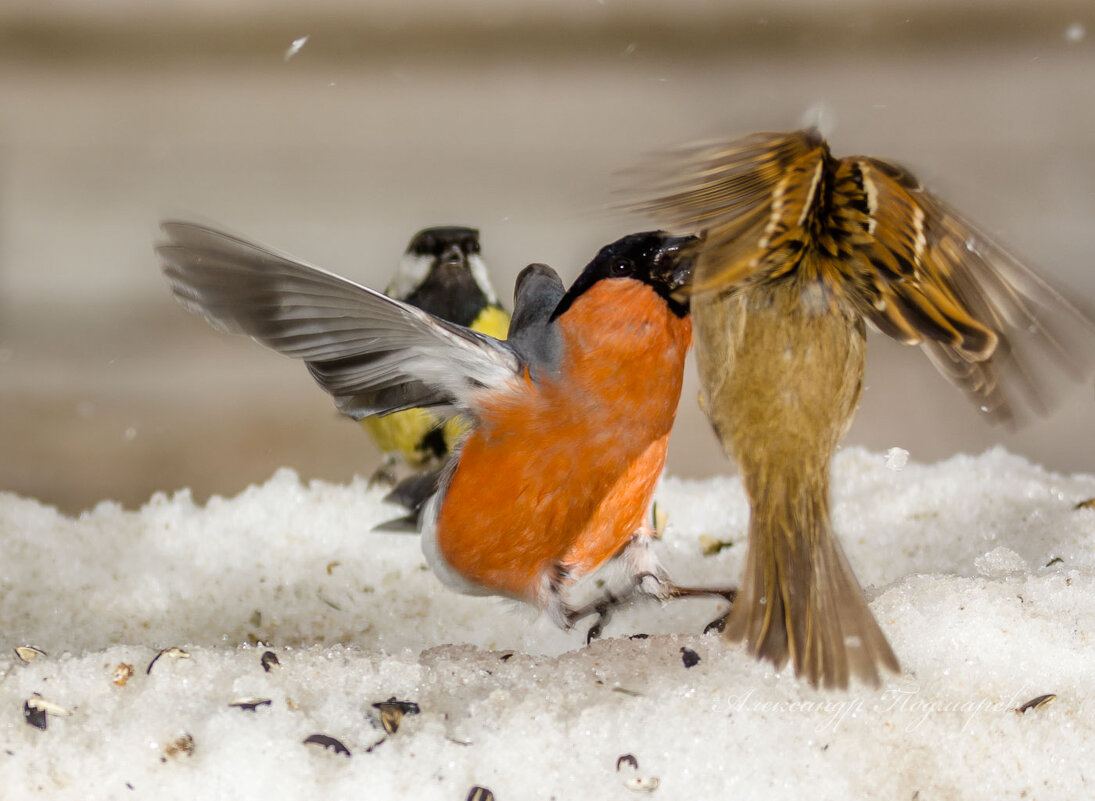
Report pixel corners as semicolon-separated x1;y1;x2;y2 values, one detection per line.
437;243;467;269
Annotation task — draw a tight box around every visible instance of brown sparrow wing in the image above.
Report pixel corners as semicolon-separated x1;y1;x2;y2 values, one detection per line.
637;129;1095;425
636;130;836;290
839;155;1095;424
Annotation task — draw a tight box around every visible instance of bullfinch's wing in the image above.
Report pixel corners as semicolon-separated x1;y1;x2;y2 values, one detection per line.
158;221;522;419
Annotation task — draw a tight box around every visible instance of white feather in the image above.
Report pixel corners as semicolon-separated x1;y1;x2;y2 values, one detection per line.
386;252;435;301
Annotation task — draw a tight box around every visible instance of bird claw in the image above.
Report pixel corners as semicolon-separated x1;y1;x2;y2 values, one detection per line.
584;597;618;643
634;571;667;598
562;577;737;642
704;612;730;635
560;587;626;643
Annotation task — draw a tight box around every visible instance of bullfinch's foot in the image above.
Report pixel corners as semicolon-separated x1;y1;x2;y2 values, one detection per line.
585;599;614;644
561;589;630;643
563;577;737;642
636;572;736;605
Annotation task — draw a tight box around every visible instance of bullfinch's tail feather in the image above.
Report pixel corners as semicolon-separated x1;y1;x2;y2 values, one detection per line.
376;467;447;532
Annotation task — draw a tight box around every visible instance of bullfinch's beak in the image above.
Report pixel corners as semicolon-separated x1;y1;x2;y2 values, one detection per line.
656;233;702;303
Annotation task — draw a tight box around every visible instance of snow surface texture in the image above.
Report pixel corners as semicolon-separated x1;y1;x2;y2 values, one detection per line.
2;448;1095;800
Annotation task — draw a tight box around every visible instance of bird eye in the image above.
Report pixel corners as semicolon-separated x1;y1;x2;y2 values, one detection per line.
610;258;634;276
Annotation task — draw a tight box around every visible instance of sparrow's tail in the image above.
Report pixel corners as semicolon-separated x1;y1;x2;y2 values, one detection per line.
726;468;899;688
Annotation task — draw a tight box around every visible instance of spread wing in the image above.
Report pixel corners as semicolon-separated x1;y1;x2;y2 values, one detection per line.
861;172;1095;422
157;221;522;419
635;129;1095;425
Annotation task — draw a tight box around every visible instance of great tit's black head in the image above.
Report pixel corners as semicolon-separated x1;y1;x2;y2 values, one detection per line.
552;231;700;320
406;226;481;268
390;226;500;325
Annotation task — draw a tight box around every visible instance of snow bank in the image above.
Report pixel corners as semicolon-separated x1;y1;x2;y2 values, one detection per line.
2;448;1094;799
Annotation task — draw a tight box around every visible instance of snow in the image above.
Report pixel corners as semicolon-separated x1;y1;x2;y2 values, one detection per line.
283;36;309;62
884;446;909;471
2;447;1095;799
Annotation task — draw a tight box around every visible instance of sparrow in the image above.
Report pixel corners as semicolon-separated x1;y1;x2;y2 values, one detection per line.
157;222;731;633
360;226;510;483
637;129;1095;687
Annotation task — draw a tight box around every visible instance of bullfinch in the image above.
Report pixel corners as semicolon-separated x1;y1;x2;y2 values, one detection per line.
158;222;731;633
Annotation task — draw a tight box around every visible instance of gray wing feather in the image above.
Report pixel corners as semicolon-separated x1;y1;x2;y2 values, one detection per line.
157;221;521;418
504;263;565;371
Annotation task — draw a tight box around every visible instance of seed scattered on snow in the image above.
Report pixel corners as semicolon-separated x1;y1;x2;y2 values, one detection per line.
14;646;46;663
112;663;135;686
466;787;495;801
1075;497;1095;510
229;698;272;712
704;613;729;635
372;698;420;734
23;701;47;731
498;651;515;662
1045;556;1064;568
260;651;280;672
147;647;190;675
23;693;73;731
698;535;734;556
303;734;350;756
163;733;195;760
681;647;701;668
1016;694;1057;713
22;693;69;730
616;754;639;771
617;757;662;797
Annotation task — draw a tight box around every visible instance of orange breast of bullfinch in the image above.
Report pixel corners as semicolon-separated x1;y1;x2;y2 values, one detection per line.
434;278;692;603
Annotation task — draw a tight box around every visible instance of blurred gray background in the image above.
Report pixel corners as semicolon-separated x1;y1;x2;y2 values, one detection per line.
2;0;1094;513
